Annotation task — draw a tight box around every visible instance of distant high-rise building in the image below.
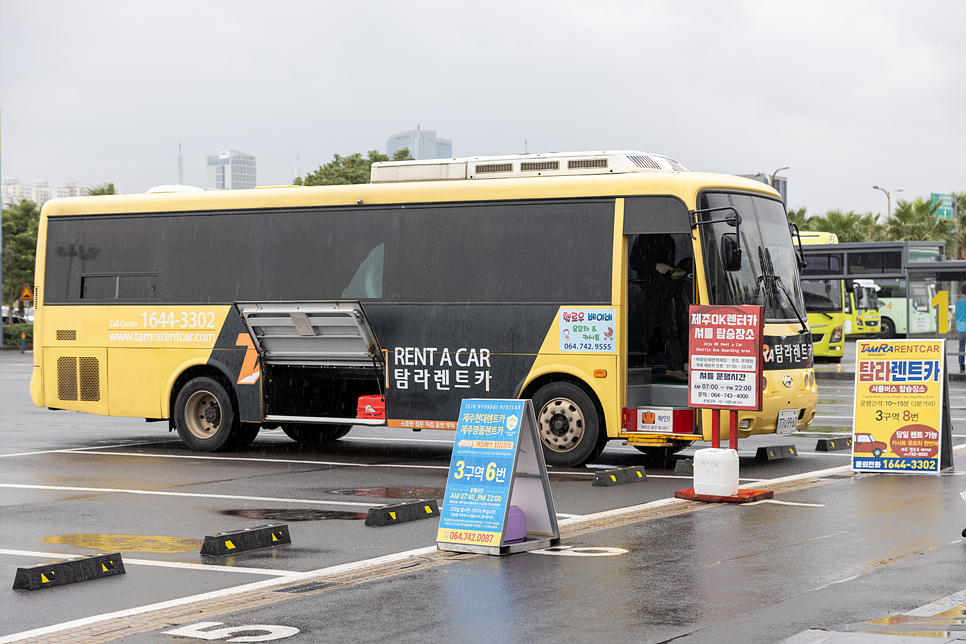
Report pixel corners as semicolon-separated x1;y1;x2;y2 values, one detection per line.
386;126;453;160
2;178;83;207
206;150;256;190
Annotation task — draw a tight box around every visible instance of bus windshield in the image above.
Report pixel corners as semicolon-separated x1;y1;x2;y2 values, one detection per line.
698;192;805;323
803;279;843;312
855;285;878;311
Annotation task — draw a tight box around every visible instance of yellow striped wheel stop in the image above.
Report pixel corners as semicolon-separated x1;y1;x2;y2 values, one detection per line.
755;445;799;462
816;437;852;451
200;524;291;557
592;466;647;487
13;552;125;591
365;499;439;526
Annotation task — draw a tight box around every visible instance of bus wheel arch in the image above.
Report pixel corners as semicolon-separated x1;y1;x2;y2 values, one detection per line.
170;367;242;452
522;376;606;467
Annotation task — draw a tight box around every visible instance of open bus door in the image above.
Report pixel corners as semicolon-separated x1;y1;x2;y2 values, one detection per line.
620;196;701;457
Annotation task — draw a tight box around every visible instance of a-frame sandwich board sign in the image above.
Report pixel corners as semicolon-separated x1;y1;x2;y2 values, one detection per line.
437;399;560;555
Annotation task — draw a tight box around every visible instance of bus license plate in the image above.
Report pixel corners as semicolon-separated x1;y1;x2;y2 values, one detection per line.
777;409;798;434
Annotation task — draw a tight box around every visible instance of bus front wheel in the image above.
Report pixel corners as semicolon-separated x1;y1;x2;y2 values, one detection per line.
532;382;603;468
174;377;239;452
879;317;896;339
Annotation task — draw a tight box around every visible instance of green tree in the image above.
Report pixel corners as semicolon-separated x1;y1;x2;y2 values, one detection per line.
804;209;882;243
86;182;115;195
2;199;40;318
886;197;954;251
786;206;808;230
294;148;413;186
952;190;966;259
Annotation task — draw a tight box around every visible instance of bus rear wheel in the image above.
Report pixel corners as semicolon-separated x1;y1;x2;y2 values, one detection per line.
282;423;352;445
174;377;239;452
532;382;603;468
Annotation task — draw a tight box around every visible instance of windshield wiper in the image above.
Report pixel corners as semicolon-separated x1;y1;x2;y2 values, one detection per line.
758;247;809;334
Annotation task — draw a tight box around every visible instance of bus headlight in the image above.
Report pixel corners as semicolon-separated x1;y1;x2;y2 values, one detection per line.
830;326;843;343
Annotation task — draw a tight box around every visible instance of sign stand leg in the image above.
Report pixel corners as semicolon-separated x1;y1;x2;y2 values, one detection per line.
711;410;720;449
730;410;738;451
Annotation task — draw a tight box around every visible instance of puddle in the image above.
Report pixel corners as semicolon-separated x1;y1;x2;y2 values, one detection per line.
42;534;203;553
329;487;446;500
221;509;367;521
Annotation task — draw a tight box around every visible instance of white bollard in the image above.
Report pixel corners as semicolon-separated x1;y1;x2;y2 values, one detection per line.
693;448;739;496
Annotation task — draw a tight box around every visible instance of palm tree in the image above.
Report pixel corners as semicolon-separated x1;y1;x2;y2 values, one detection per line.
952;190;966;259
887;197;953;250
805;209;878;243
786;206;808;230
86;182;115;196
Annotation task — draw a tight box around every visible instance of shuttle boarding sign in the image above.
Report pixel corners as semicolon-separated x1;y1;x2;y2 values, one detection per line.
687;305;763;411
852;339;944;474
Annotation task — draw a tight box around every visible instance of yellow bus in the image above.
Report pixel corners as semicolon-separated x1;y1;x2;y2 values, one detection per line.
30;150;816;466
847;279;881;335
799;232;845;361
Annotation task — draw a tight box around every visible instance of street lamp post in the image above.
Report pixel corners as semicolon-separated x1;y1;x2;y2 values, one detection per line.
873;185;904;218
770;165;789;187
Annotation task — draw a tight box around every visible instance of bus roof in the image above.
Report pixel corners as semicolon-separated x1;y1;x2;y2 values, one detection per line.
40;154;782;217
799;231;838;244
370;150;687;183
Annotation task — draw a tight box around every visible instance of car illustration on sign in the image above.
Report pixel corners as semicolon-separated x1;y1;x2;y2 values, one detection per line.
854;432;888;457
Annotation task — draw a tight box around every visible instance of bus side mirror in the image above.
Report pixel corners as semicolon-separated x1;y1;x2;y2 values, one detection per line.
721;234;742;271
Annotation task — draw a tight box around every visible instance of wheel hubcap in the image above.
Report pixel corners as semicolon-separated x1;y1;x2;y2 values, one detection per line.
184;390;220;439
538;397;584;452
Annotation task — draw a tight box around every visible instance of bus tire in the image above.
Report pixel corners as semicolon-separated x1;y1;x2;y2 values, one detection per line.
174;377;239;452
281;423;352;445
633;442;692;461
879;317;896;339
228;423;260;449
532;382;603;467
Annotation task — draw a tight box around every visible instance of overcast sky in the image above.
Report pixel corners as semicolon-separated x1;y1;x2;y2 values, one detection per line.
1;0;963;217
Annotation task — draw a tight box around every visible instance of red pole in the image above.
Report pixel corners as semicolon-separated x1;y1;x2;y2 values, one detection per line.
730;410;738;451
711;410;720;449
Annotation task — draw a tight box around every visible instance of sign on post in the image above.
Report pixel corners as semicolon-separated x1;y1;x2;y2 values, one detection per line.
688;304;764;411
437;399;560;555
852;339;949;474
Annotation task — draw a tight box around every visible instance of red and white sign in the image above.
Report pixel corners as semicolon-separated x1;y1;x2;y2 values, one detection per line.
688;304;764;411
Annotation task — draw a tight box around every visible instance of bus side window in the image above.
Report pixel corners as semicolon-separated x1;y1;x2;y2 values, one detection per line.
342;243;385;299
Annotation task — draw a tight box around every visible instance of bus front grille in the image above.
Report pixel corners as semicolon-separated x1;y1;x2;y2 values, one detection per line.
57;356;100;402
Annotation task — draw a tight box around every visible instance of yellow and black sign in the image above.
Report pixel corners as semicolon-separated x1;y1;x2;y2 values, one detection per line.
20;283;32;301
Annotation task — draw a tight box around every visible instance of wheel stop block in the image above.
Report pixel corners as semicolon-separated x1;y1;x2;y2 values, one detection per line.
365;499;439;526
816;438;852;451
592;466;646;487
755;445;799;461
675;488;774;504
13;553;125;591
200;524;291;557
673;458;694;475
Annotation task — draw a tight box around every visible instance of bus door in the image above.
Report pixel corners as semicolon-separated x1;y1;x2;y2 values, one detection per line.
621;196;694;416
235;301;385;426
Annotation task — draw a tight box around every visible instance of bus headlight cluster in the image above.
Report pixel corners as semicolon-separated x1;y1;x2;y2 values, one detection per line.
830;326;843;343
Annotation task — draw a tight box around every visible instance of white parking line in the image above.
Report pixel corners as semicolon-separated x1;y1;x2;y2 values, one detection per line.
0;484;383;508
0;549;297;577
1;449;451;470
3;449;964;644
